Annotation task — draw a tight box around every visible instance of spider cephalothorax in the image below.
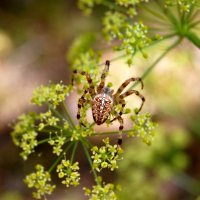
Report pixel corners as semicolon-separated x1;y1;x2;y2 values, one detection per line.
72;60;145;147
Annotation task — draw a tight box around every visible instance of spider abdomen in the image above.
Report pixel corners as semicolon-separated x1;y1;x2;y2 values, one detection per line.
92;93;113;125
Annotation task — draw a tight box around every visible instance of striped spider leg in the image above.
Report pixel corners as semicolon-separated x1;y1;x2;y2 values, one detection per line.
71;70;96;125
111;76;145;148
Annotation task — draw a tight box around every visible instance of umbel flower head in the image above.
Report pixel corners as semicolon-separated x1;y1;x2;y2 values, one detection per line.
84;177;120;200
91;137;123;172
56;159;80;187
24;164;56;199
11;113;38;160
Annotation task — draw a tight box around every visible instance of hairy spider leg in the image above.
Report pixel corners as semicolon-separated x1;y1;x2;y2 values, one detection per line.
77;89;88;123
110;109;124;149
110;99;126;149
119;90;145;114
110;99;126;122
97;60;110;93
71;70;96;125
71;70;96;98
113;77;144;98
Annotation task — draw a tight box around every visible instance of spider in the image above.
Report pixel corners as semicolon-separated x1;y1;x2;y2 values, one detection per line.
72;60;145;148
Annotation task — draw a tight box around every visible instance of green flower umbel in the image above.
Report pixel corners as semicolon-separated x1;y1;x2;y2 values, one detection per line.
24;164;56;199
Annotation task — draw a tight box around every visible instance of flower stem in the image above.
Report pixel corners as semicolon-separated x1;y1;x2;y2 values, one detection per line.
129;37;183;89
98;33;176;66
70;141;78;164
81;139;100;185
48;143;73;173
47;103;64;121
62;102;75;128
185;31;200;48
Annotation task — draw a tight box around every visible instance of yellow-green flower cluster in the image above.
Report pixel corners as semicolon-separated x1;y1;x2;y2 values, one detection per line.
118;22;152;65
70;125;94;141
84;182;118;200
48;136;66;156
71;49;100;89
11;113;38;160
91;138;123;172
31;82;72;108
129;113;157;145
24;164;56;199
103;11;126;41
116;0;149;6
56;160;80;187
38;110;60;131
165;0;196;13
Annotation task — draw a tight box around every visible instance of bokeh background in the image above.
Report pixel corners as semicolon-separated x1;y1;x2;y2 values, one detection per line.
0;0;200;199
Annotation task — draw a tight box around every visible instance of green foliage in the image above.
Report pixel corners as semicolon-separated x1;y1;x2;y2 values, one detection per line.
11;0;200;199
117;125;191;200
67;33;97;63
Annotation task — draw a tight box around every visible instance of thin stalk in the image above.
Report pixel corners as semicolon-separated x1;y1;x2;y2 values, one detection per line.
189;20;200;28
92;129;132;136
139;4;167;21
48;143;73;173
98;33;176;67
70;142;78;164
185;31;200;48
47;103;65;121
38;137;53;145
155;0;179;27
62;101;75;128
81;140;100;185
129;37;183;90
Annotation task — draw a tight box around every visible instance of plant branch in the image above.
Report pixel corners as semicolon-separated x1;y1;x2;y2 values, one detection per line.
70;141;78;164
185;31;200;48
81;139;100;185
129;37;183;89
62;102;75;128
48;142;73;173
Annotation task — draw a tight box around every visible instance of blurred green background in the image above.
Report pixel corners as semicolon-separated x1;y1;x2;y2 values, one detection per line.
0;0;200;199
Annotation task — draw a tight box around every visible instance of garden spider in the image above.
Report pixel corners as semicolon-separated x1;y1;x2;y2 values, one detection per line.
72;60;145;148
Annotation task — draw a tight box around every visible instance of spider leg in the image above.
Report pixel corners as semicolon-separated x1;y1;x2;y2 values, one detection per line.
77;89;89;126
71;70;96;98
97;60;110;93
110;99;126;123
116;115;124;149
119;90;145;114
110;107;124;149
114;77;143;98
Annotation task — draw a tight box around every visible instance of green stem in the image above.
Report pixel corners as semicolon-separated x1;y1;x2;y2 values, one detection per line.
92;129;132;136
99;33;176;66
38;137;52;145
48;143;73;173
47;103;64;121
189;20;200;28
62;101;75;128
70;142;78;164
129;37;182;89
81;140;100;185
185;31;200;48
139;4;167;22
155;0;178;27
